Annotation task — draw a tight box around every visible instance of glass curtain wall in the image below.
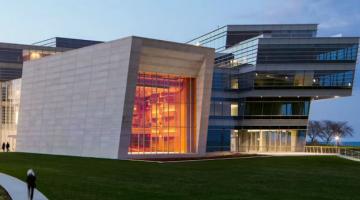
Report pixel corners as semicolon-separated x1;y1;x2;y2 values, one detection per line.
255;70;354;88
209;99;310;118
215;36;260;68
244;100;310;117
212;68;254;91
0;79;21;151
186;26;227;51
129;72;196;154
231;129;306;152
257;43;358;64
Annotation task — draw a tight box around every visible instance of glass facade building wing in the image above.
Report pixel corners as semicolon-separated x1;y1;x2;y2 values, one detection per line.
187;24;359;153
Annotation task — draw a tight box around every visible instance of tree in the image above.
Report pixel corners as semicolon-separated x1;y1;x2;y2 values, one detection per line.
320;120;354;145
307;120;324;144
333;121;354;140
320;120;337;145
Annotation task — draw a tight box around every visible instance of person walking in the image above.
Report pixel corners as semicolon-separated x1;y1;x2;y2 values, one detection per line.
5;142;10;152
26;169;36;200
1;143;5;152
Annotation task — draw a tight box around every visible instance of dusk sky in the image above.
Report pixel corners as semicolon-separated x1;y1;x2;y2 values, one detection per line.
0;0;359;141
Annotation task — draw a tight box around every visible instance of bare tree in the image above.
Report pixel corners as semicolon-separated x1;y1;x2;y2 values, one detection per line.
320;120;336;145
333;121;354;138
319;120;354;145
307;120;323;144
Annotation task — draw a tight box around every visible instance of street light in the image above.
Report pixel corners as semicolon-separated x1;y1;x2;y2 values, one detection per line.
335;136;340;147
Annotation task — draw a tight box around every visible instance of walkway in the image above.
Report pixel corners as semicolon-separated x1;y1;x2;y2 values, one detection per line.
258;152;360;162
257;152;337;156
0;172;48;200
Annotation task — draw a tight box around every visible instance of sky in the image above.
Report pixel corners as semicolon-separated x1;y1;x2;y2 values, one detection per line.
0;0;359;141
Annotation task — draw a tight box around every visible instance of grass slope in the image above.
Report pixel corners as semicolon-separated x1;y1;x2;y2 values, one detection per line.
0;153;359;200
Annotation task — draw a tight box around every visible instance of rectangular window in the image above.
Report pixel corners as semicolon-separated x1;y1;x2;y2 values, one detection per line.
129;72;196;154
230;103;238;116
231;78;239;89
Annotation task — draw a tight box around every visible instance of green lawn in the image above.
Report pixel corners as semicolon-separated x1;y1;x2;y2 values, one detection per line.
0;153;359;200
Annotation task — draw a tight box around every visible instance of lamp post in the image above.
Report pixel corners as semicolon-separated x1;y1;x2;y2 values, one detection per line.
335;136;340;147
335;136;340;154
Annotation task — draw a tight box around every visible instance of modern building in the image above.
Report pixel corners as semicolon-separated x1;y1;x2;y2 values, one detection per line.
16;37;214;159
0;37;102;150
0;24;358;159
187;24;359;153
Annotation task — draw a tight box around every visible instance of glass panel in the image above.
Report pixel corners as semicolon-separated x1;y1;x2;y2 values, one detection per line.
231;78;239;89
0;79;21;151
232;130;306;153
230;103;238;116
255;70;354;88
243;100;310;117
129;72;196;154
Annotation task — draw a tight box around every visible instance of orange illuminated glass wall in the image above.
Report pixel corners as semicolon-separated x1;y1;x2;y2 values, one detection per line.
129;72;196;154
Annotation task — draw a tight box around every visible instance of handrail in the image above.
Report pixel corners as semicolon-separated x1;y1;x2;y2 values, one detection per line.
231;145;360;159
305;146;360;161
233;145;298;152
304;146;340;154
339;148;360;160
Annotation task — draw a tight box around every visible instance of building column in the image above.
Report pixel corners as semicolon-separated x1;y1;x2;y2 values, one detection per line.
259;130;265;152
291;131;298;152
230;130;238;152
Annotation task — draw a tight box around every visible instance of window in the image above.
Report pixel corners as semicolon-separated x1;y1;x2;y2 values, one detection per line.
258;43;358;64
244;100;310;116
255;70;354;88
129;72;196;154
231;103;238;116
206;129;231;152
231;78;239;89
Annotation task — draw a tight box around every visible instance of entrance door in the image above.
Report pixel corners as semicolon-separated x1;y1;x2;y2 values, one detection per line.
235;130;260;152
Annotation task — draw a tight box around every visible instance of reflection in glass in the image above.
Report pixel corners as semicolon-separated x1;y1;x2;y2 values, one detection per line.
22;50;56;61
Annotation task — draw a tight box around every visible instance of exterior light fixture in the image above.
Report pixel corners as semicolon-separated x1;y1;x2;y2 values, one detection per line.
312;78;316;83
348;82;352;87
335;136;340;147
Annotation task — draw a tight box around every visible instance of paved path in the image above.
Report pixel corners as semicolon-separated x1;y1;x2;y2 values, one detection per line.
257;152;337;156
0;172;48;200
